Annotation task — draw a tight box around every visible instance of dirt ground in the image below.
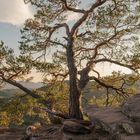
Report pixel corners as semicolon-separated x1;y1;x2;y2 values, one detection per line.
0;126;107;140
0;126;63;140
2;126;133;140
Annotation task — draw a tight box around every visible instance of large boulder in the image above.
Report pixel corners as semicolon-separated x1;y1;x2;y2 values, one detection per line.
85;105;130;133
84;93;140;139
62;120;91;134
122;93;140;122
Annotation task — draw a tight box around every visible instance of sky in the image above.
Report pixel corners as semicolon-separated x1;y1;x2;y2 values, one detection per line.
0;0;33;55
0;0;81;54
0;0;132;82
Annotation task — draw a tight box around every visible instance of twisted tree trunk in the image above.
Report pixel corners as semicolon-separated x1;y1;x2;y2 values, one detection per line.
66;37;83;120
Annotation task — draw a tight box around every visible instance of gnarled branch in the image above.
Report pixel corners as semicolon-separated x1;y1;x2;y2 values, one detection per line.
1;77;67;119
93;58;138;71
90;76;129;98
71;0;107;36
61;0;85;13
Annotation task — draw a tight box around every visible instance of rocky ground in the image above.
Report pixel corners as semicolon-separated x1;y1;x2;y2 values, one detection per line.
84;93;140;140
1;93;140;140
0;126;115;140
0;126;62;140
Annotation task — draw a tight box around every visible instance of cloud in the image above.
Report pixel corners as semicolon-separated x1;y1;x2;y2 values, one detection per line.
0;0;33;26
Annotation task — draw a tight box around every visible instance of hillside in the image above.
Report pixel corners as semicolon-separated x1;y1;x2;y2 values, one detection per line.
0;89;23;98
0;78;139;99
1;81;44;89
0;82;44;98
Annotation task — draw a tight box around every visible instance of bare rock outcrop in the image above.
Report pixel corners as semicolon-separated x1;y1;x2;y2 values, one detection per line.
84;93;140;139
62;119;92;135
122;93;140;122
85;105;130;133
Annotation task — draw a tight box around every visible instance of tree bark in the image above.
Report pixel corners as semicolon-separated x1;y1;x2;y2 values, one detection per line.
65;1;108;120
66;37;83;120
69;85;83;119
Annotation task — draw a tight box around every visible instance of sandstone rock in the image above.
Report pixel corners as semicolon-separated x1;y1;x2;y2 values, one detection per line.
122;93;140;122
62;120;91;134
121;122;140;135
120;134;140;140
84;93;140;139
85;105;130;133
121;122;135;135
